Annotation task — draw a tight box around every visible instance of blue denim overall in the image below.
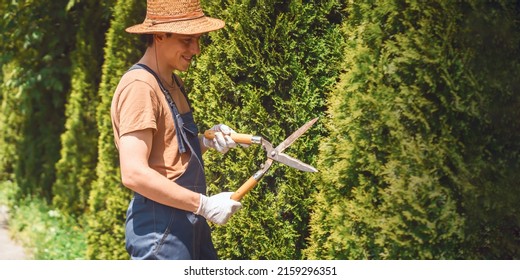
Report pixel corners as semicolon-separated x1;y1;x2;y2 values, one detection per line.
124;64;217;260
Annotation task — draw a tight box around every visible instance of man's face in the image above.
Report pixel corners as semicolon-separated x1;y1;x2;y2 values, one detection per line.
157;33;203;72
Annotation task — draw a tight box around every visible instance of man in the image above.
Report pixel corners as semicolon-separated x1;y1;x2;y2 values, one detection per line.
110;0;242;260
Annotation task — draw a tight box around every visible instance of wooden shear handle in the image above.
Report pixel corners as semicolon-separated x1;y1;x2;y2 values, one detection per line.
204;130;255;145
204;129;266;201
230;176;258;201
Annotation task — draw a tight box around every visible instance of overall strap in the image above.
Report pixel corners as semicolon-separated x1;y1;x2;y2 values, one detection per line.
172;73;192;108
129;63;188;154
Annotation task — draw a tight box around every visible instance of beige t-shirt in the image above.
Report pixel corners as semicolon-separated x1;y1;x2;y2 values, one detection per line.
111;68;192;181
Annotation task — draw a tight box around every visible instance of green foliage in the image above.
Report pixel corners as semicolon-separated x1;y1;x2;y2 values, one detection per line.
10;200;88;260
2;180;87;260
52;0;113;217
86;0;146;260
453;0;520;258
189;0;346;259
306;0;520;259
0;180;19;208
0;62;21;182
0;0;75;201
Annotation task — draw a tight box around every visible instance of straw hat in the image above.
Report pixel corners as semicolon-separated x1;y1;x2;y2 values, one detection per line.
126;0;225;35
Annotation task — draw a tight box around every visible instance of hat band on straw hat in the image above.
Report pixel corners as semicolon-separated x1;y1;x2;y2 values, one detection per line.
148;11;205;25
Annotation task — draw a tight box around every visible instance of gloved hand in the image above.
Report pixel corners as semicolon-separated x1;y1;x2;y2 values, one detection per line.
202;124;238;154
195;192;242;225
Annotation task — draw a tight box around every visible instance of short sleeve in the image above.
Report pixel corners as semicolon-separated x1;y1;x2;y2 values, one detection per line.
115;80;159;137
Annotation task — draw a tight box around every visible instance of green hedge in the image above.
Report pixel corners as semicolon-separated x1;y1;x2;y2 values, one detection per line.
0;0;74;201
86;0;145;259
306;0;520;259
53;0;113;217
188;0;346;259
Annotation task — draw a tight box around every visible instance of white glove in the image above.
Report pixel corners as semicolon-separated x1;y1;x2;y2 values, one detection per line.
195;192;242;225
202;124;238;154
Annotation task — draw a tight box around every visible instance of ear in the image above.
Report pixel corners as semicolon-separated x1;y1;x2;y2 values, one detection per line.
154;33;166;43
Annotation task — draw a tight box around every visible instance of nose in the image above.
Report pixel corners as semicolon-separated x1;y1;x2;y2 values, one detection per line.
190;40;201;55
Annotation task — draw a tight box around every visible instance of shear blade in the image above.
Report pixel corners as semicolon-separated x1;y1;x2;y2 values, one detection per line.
271;151;318;172
275;117;319;153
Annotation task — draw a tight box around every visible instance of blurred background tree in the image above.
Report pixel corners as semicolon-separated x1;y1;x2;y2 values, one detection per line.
0;0;75;201
52;0;114;218
86;0;146;259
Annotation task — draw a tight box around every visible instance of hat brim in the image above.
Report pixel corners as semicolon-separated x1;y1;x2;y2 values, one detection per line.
126;16;225;35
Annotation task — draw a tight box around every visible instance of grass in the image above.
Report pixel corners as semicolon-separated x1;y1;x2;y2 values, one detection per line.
0;180;88;259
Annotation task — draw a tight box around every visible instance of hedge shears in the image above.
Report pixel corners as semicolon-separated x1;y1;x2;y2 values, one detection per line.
205;118;318;201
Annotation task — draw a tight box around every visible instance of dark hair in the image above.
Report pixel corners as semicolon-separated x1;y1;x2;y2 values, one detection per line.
141;34;154;47
140;33;173;47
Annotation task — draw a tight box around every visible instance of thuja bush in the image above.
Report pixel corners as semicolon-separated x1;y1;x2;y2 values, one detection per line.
189;0;346;259
306;0;520;259
86;0;145;260
53;0;113;217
